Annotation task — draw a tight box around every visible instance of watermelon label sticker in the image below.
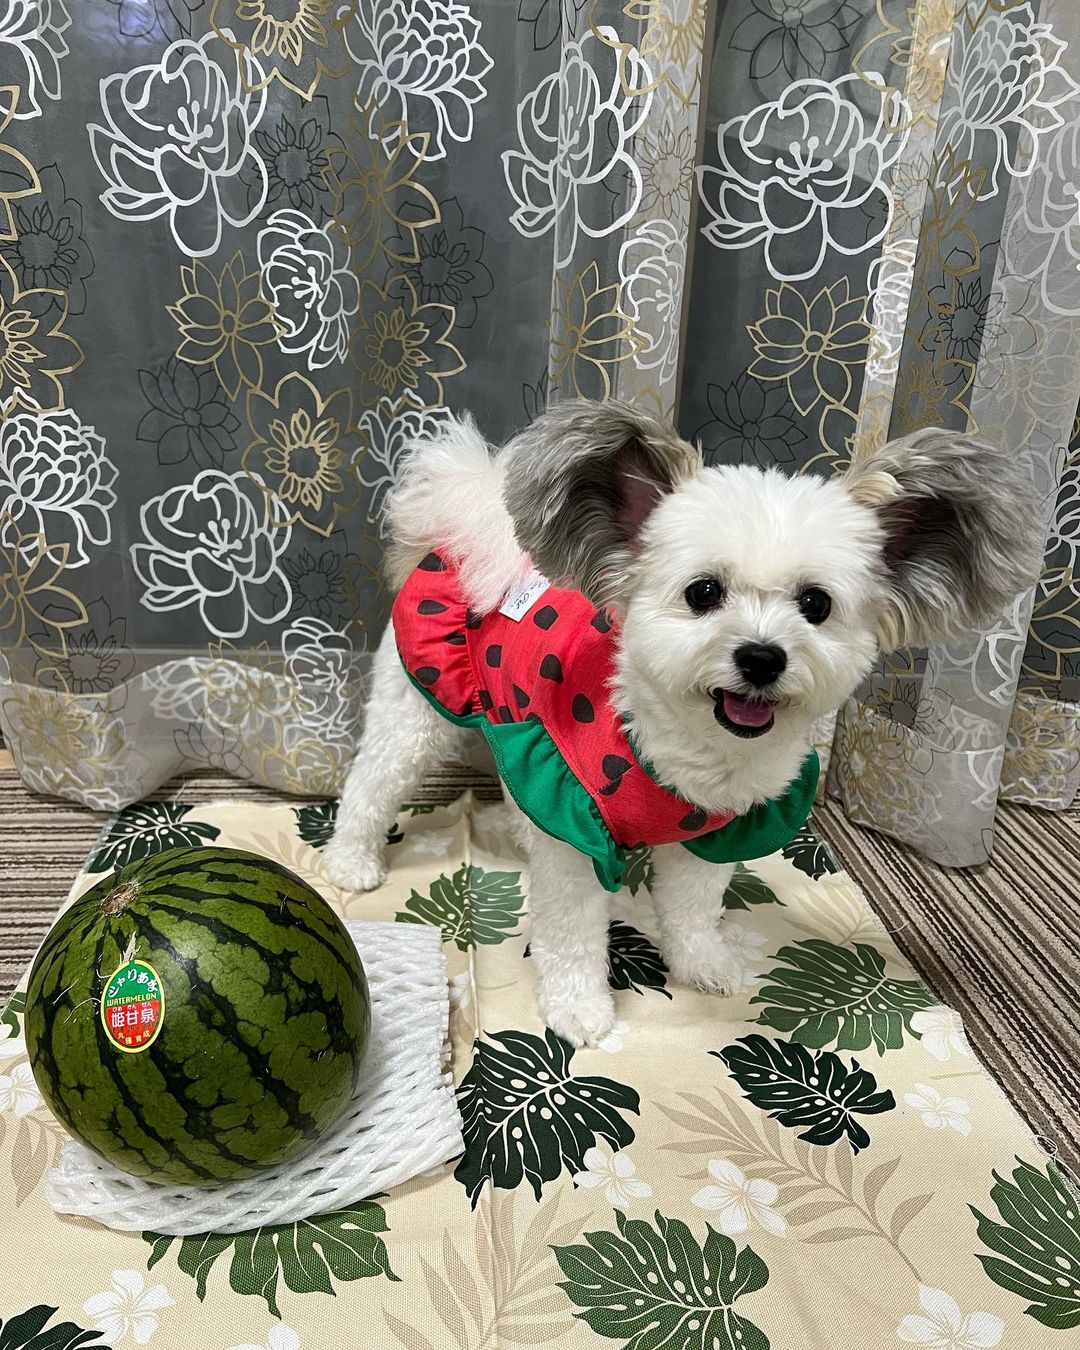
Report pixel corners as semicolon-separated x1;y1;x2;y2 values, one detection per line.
100;959;165;1052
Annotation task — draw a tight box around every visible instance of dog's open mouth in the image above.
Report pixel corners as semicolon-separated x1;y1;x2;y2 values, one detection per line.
711;689;776;738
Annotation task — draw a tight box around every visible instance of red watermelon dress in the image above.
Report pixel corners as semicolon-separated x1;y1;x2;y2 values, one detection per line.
392;551;818;892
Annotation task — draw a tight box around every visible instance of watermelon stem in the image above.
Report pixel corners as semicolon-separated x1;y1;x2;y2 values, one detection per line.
101;881;138;916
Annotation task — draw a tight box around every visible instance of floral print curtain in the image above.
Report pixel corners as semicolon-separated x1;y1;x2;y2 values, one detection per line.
0;1;1077;866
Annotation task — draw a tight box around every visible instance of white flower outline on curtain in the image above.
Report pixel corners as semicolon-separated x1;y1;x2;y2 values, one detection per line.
697;71;908;283
257;208;360;369
0;0;70;119
938;4;1080;202
1020;116;1080;317
618;218;686;387
502;26;653;269
281;615;355;742
0;409;117;567
89;31;268;258
346;0;493;162
131;469;292;638
354;392;455;538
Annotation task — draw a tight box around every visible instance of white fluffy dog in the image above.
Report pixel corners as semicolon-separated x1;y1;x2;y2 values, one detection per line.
323;400;1037;1047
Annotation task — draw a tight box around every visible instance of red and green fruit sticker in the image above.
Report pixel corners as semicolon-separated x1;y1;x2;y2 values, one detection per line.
100;959;165;1052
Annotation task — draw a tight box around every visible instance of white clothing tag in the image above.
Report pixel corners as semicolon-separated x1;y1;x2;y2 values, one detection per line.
499;570;551;621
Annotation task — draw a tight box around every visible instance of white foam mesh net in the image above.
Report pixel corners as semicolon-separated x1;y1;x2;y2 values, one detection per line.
44;921;463;1235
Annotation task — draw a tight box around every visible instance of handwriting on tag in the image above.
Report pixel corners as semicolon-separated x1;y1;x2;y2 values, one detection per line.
499;570;551;621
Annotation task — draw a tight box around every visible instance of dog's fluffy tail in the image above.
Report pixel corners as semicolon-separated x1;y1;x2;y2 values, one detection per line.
385;413;529;613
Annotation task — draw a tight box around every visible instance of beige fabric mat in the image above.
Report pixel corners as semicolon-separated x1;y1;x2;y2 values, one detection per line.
2;767;1076;1172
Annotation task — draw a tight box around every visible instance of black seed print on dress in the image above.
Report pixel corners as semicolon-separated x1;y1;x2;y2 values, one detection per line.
418;552;446;571
478;690;494;711
418;599;449;615
499;706;514;723
540;654;563;682
533;605;558;629
572;694;595;723
679;807;707;832
465;609;483;629
486;644;502;668
446;631;466;646
513;684;530;708
415;666;440;686
591;609;613;633
598;754;633;797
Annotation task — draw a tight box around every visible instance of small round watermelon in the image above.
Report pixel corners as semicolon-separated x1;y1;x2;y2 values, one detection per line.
24;846;370;1187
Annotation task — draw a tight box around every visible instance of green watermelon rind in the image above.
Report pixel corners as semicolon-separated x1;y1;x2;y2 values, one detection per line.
24;846;370;1188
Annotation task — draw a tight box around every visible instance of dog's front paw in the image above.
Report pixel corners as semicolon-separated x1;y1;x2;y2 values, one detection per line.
320;838;387;892
661;929;740;995
537;986;615;1049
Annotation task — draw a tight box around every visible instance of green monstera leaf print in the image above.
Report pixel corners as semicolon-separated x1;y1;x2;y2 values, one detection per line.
715;1034;895;1153
397;865;525;949
971;1157;1080;1330
623;844;654;895
553;1210;771;1350
1;990;25;1038
751;938;936;1053
295;801;403;848
607;921;671;998
724;864;783;911
454;1029;640;1207
88;802;220;873
0;1304;111;1350
782;826;839;879
143;1204;397;1318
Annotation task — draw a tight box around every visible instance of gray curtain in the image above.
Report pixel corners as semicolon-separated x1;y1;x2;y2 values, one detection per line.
1;1;1078;867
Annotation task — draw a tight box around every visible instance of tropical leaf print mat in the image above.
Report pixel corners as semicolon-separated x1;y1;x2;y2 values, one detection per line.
0;794;1076;1349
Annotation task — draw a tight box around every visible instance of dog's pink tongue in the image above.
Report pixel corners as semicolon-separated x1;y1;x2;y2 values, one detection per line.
722;692;774;727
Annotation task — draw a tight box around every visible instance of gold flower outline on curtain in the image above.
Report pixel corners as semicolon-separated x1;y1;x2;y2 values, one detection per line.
211;0;358;99
831;701;924;831
853;0;955;128
169;252;280;402
1003;695;1080;792
243;373;359;537
0;683;128;800
592;1;707;105
747;278;871;420
0;88;40;242
0;517;88;656
637;110;696;222
551;261;643;400
0;259;82;416
351;275;464;407
323;103;440;274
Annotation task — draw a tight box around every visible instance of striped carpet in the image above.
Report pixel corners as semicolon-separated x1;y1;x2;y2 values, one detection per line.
1;763;1075;1171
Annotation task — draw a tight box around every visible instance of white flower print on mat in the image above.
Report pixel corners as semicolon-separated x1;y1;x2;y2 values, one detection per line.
904;1084;972;1137
897;1284;1003;1348
89;31;267;258
449;970;472;1012
131;469;291;638
502;27;652;268
0;1024;25;1063
697;72;907;282
0;410;117;567
410;830;453;857
0;0;70;119
573;1145;652;1211
82;1269;174;1346
911;1006;973;1063
939;4;1080;201
0;1060;39;1116
597;1018;630;1053
229;1326;300;1350
691;1158;787;1236
618;218;685;386
257;209;359;369
721;922;770;993
354;393;454;539
347;0;492;162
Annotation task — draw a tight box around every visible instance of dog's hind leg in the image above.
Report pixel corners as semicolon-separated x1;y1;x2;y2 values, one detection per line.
651;847;739;994
322;624;468;891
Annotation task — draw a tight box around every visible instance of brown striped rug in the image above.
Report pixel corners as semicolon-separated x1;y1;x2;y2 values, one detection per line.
1;765;1075;1171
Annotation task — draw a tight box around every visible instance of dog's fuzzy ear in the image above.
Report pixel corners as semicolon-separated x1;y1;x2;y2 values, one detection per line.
501;398;700;606
843;428;1042;649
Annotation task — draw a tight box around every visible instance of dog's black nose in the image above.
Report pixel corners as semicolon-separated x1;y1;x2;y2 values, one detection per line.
734;643;787;688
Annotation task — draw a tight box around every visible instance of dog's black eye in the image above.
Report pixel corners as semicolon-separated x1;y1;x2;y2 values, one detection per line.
684;578;725;613
797;587;831;625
